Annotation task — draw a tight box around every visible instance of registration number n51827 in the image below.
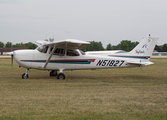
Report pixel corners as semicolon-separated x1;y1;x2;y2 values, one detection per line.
96;60;125;67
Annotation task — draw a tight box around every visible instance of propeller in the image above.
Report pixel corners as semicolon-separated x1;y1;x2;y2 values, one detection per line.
11;54;13;66
11;43;14;66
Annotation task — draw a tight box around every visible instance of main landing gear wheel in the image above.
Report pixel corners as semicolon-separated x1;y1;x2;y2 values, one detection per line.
22;73;28;79
57;73;65;79
50;70;57;77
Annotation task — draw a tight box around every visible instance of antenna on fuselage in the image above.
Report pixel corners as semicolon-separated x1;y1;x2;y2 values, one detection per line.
48;33;54;42
43;33;54;42
49;38;54;42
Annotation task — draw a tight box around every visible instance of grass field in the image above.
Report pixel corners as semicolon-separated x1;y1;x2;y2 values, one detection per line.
0;58;167;120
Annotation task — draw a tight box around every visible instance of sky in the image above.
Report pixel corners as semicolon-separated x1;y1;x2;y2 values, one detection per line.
0;0;167;47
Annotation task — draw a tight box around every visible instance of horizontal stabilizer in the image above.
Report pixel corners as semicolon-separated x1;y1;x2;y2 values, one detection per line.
127;61;154;66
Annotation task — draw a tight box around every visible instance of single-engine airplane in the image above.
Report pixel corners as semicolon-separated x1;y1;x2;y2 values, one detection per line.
9;34;158;79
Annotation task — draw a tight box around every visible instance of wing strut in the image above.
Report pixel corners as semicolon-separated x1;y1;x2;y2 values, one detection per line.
43;45;56;68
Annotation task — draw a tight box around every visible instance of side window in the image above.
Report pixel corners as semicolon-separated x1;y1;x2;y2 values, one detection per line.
60;49;65;55
43;46;49;53
54;48;65;56
50;48;65;56
67;50;80;56
49;47;53;54
54;48;60;55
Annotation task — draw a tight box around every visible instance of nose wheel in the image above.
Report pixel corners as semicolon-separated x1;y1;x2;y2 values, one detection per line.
22;69;29;79
22;73;28;79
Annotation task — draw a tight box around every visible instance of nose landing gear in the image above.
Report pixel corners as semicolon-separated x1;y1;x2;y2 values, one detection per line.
22;69;29;79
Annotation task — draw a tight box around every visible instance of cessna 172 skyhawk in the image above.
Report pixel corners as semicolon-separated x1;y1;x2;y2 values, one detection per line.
10;35;158;79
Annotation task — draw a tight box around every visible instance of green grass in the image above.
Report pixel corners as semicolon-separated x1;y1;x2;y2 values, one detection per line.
0;58;167;120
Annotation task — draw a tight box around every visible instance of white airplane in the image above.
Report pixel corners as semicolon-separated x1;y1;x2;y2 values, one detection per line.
9;35;158;79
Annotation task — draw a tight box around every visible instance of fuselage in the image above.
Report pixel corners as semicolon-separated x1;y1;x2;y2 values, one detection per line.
13;47;148;71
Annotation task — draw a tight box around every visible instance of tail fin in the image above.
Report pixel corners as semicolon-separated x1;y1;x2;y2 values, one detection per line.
129;35;159;57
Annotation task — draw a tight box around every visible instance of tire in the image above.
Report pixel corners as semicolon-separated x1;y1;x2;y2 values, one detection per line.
57;73;65;79
22;73;28;79
50;70;57;77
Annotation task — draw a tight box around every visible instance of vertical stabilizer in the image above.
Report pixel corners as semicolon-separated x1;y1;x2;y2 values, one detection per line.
129;35;159;57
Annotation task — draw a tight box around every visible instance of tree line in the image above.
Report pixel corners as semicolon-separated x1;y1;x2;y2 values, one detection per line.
0;41;167;52
82;40;167;52
83;40;139;52
0;41;37;49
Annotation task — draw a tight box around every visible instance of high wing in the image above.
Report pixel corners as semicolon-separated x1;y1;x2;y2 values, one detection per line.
36;39;90;49
36;39;90;68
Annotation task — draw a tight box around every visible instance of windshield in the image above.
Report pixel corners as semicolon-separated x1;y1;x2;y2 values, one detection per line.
37;45;48;53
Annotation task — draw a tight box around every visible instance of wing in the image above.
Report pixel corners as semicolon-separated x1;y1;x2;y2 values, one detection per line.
40;39;90;68
36;39;90;49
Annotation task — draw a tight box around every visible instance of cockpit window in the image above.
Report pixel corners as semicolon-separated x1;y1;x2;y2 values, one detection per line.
54;48;65;56
50;48;65;56
67;50;80;56
37;45;48;53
